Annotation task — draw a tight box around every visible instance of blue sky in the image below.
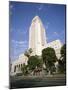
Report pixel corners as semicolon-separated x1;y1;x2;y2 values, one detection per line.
9;1;66;61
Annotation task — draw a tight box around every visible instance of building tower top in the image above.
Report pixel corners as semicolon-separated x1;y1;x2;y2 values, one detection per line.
29;16;47;55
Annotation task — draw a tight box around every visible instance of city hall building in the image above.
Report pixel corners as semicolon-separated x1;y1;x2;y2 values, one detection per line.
10;16;62;76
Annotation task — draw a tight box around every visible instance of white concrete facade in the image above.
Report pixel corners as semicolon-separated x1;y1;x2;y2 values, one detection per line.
29;16;47;55
10;54;28;76
46;40;62;59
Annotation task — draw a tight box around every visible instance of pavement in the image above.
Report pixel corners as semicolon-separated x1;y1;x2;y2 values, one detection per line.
10;74;66;89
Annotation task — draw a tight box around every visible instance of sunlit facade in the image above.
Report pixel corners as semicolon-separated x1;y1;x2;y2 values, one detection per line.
29;16;47;55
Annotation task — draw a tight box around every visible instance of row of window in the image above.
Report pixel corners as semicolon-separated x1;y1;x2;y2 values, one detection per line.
14;64;23;72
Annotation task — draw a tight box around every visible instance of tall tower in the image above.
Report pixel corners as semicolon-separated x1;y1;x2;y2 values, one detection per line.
29;16;47;55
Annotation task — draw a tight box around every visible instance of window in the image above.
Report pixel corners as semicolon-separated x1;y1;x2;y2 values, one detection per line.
17;65;18;67
14;66;16;72
42;44;44;46
21;64;22;67
19;64;20;68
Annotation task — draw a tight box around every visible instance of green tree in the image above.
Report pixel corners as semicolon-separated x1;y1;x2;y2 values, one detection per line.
42;47;57;74
61;44;66;62
24;48;33;58
28;55;43;71
58;44;66;73
29;48;33;54
21;64;29;75
58;59;64;73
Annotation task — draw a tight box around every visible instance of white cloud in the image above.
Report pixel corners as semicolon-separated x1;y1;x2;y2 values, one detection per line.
17;29;27;35
38;5;44;11
10;40;28;60
46;25;48;29
45;22;50;29
54;32;59;36
9;5;13;15
46;37;48;41
11;40;28;49
12;40;27;44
